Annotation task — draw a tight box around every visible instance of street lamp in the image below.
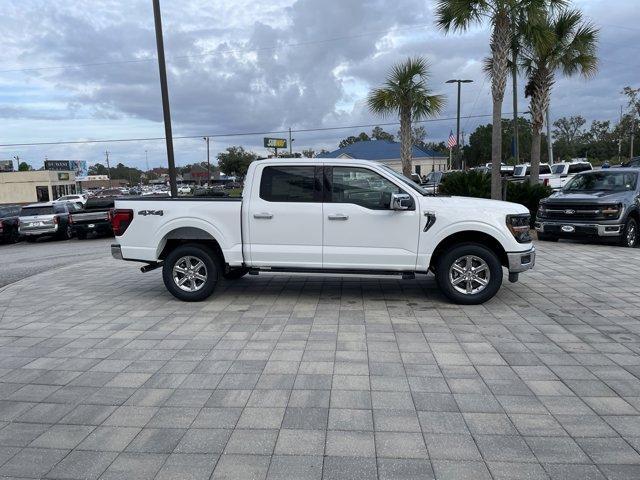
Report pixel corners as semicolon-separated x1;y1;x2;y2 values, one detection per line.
446;79;473;169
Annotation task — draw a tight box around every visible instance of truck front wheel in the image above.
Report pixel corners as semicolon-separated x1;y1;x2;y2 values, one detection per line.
434;243;503;305
162;244;220;301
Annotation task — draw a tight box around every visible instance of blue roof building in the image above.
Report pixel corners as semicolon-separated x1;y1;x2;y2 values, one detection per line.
317;140;448;176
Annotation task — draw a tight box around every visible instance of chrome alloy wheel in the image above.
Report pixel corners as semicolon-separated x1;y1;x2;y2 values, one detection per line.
627;221;637;247
172;256;208;292
448;255;491;295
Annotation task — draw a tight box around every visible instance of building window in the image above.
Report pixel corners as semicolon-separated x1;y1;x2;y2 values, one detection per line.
36;186;50;202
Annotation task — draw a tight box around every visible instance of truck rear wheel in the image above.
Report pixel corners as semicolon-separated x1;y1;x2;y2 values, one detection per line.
434;243;503;305
162;244;220;301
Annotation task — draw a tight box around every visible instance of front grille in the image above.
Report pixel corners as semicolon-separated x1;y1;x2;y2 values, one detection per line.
543;224;599;236
540;204;610;221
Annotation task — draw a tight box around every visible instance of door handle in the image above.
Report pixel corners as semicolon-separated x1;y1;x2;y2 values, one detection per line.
328;214;349;221
253;212;273;219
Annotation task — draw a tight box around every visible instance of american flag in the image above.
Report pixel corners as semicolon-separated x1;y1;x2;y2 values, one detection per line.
447;131;457;149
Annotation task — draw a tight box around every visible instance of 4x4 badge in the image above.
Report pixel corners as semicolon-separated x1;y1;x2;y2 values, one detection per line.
138;210;163;216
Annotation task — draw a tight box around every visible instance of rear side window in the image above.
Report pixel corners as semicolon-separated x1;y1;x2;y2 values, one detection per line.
20;206;54;216
568;163;591;174
53;204;68;214
260;166;321;202
539;165;551;175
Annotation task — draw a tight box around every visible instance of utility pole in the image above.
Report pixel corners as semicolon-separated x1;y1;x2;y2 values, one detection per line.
446;79;473;169
152;0;178;197
618;106;623;163
288;127;293;156
105;151;112;187
631;120;636;161
203;136;211;185
546;108;554;165
145;150;149;173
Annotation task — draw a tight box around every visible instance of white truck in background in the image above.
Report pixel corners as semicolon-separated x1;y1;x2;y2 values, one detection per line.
539;160;593;190
110;158;535;305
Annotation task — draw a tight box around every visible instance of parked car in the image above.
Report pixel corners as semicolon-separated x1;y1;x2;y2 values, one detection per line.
0;205;22;244
513;163;552;178
96;188;127;198
70;197;115;239
622;156;640;168
177;185;192;195
110;158;535;305
55;194;88;206
422;170;454;195
535;169;640;247
539;161;593;190
18;202;81;241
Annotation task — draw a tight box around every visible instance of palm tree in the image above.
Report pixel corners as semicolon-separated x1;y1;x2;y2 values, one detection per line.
368;57;445;177
436;0;566;199
521;9;598;184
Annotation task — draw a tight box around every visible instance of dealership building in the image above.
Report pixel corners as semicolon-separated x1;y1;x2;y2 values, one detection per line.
0;170;77;205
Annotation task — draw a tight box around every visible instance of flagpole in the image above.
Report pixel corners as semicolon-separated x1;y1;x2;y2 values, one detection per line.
448;148;452;171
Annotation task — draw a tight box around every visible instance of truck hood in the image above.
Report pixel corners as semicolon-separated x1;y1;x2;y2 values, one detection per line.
425;196;529;216
543;191;630;203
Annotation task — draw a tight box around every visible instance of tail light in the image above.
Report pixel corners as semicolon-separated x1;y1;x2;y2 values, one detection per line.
543;179;549;186
0;220;3;233
111;209;134;236
53;216;59;224
69;215;74;224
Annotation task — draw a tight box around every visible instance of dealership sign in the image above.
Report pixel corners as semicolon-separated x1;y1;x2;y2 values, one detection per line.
71;160;89;181
45;160;71;171
263;137;287;149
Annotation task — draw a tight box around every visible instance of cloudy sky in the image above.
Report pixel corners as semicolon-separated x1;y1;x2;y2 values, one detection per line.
0;0;637;170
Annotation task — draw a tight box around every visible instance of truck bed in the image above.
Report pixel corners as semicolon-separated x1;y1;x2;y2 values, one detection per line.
113;196;243;265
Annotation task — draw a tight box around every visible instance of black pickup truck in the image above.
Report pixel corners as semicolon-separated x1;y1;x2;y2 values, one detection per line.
0;205;21;244
69;197;115;239
535;169;640;247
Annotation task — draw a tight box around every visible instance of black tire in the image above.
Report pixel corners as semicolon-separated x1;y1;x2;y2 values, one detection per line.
162;244;220;302
223;267;249;280
58;225;72;240
434;243;503;305
9;228;21;244
537;233;558;242
620;217;638;248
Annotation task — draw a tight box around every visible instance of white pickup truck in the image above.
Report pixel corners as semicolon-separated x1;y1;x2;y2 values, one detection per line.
110;158;535;304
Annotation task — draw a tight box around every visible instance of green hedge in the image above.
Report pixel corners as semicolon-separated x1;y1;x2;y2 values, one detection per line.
439;171;552;225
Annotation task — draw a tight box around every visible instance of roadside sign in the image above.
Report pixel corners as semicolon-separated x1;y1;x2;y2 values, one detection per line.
264;138;287;149
71;160;88;181
45;160;71;171
0;160;13;172
57;172;70;181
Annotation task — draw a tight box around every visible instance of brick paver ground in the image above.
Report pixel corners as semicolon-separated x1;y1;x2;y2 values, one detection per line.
0;241;639;479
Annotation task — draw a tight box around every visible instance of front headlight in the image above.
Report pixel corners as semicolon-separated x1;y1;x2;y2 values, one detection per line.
600;204;622;219
506;214;532;243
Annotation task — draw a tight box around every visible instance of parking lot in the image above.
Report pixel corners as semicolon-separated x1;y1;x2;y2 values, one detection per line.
0;240;639;479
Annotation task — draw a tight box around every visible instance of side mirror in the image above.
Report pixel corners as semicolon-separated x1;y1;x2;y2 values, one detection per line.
391;193;413;211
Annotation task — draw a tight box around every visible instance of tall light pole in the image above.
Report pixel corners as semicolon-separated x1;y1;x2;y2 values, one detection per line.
105;151;112;187
546;108;554;165
203;136;211;185
446;79;473;169
152;0;177;197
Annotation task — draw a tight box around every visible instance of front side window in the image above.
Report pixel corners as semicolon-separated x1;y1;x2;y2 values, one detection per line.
329;167;404;210
260;166;321;202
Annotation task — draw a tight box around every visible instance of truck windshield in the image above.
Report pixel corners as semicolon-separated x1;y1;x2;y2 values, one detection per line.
564;172;638;192
379;165;429;196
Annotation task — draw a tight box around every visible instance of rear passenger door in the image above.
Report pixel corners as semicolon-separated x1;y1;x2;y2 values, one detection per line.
247;164;323;268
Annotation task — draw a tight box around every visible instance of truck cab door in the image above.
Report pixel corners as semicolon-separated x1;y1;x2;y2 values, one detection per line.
322;165;420;271
246;164;323;268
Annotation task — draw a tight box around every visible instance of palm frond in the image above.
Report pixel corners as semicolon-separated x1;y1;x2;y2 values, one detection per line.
435;0;486;33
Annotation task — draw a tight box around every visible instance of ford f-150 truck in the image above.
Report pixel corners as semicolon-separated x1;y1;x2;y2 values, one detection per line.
110;159;535;304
